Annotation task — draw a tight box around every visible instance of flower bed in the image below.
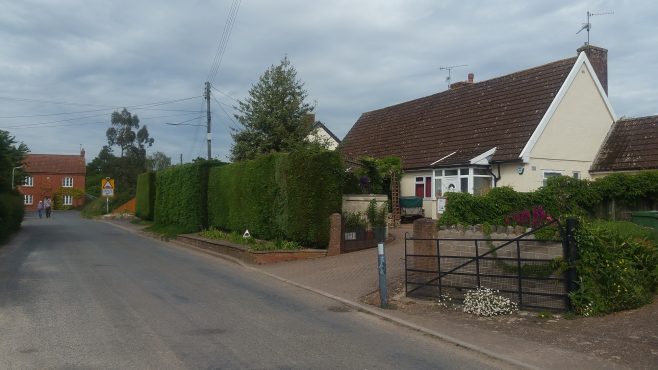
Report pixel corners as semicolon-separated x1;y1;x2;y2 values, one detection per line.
175;234;326;265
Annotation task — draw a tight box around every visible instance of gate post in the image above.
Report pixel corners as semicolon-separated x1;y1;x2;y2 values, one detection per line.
327;213;343;256
563;217;579;310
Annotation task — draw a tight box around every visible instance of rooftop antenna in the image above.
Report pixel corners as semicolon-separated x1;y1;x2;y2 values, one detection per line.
439;65;467;88
576;10;614;45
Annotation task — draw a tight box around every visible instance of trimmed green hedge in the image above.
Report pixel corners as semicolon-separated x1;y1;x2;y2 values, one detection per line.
135;172;156;220
154;161;219;233
0;192;24;241
208;150;343;248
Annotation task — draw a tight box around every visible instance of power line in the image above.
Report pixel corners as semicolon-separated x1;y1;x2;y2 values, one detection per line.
0;95;200;110
206;0;241;84
1;111;202;130
211;95;238;127
210;85;240;103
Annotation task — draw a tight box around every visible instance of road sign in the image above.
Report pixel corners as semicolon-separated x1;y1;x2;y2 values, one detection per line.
101;178;115;197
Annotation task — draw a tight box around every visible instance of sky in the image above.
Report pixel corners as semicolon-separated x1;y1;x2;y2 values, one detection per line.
1;0;657;164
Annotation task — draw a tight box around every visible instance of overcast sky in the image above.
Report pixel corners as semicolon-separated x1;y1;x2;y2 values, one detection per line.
1;0;657;164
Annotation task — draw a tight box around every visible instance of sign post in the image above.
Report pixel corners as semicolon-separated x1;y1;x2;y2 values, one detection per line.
101;177;115;214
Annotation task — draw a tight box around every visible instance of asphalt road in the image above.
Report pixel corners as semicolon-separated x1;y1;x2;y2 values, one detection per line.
0;212;508;369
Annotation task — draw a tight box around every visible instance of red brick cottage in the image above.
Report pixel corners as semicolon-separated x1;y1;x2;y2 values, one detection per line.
18;150;86;211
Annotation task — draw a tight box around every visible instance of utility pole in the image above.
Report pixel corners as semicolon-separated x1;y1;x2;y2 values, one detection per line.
180;153;183;165
204;81;212;160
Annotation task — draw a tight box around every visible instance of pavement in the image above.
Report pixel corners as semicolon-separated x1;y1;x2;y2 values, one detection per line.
104;218;627;370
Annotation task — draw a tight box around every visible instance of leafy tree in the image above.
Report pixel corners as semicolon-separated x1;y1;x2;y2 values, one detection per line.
231;57;315;161
0;130;29;192
86;109;156;198
106;108;154;157
145;151;172;171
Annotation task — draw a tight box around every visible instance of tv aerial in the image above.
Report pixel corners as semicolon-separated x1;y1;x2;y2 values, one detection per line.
577;11;614;45
439;64;467;88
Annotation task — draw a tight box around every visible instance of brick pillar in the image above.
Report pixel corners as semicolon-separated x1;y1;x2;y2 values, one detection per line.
412;218;438;272
327;213;343;256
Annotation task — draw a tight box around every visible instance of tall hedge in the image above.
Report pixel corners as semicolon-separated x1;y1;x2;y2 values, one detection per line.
208;150;343;248
135;172;156;220
0;192;24;241
155;161;219;233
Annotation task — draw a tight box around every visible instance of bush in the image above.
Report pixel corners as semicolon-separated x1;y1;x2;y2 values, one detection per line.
155;161;221;233
439;172;658;226
208;150;343;248
570;220;658;315
80;192;133;218
0;192;24;241
135;172;156;220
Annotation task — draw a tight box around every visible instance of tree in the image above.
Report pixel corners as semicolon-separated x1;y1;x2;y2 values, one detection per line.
106;108;154;157
231;57;315;161
88;109;156;197
145;151;172;171
0;130;29;192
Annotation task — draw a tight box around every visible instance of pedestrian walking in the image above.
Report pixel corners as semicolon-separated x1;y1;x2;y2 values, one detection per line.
37;200;44;218
44;196;52;218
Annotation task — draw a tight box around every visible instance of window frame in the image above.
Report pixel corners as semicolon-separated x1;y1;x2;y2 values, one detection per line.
62;177;73;188
63;195;73;206
24;194;33;205
433;167;493;198
23;176;33;187
542;170;563;186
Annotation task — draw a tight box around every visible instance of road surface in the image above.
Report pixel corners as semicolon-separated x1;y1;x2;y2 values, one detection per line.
0;212;509;369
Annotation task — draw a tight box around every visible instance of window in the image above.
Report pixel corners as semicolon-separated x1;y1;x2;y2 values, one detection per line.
572;171;581;180
62;177;73;187
460;177;468;193
63;195;73;206
434;178;443;198
23;176;33;187
543;171;562;186
24;194;33;205
415;176;432;198
473;176;492;196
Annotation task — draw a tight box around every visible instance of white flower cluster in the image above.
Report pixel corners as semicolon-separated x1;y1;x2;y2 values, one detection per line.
463;287;518;317
434;294;453;309
579;302;594;317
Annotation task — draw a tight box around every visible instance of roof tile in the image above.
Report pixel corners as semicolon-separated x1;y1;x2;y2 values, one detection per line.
340;57;576;169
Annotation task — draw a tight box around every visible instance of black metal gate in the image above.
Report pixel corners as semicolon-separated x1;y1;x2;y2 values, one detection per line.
405;220;575;311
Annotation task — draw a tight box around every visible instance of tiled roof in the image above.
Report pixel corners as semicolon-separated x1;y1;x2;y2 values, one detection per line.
24;154;86;175
339;57;577;170
591;115;658;172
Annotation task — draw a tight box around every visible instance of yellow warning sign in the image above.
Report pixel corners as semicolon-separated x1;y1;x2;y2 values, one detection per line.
101;178;115;197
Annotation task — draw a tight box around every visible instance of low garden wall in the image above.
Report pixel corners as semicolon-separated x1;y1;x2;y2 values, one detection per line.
175;234;326;264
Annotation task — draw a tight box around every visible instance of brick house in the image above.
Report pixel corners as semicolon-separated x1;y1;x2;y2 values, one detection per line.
340;45;616;218
18;149;87;211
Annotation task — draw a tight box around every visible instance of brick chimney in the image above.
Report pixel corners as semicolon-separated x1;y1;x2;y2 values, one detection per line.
80;147;85;158
577;44;608;95
450;73;475;89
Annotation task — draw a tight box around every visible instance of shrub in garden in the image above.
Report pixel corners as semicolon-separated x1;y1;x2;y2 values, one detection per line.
0;192;24;241
155;160;222;233
463;287;518;317
208;150;343;248
135;172;156;220
570;220;658;315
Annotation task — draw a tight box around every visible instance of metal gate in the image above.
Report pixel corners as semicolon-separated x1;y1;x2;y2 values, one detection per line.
405;220;575;311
